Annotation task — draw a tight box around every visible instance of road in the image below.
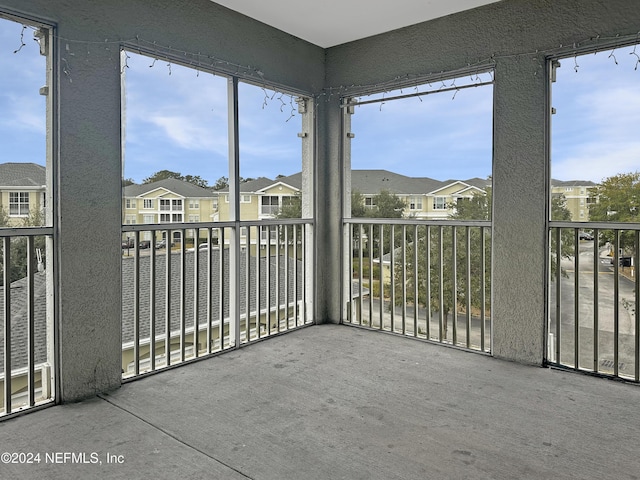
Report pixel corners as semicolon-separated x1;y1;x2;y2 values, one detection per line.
550;240;638;377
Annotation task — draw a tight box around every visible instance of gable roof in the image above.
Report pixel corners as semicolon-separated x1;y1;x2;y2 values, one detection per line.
0;162;46;188
124;178;216;198
351;170;439;195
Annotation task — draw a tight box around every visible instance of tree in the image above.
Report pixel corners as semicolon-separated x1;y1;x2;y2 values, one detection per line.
212;176;229;190
588;171;640;251
275;193;302;219
370;190;405;218
143;170;209;188
122;178;135;186
351;190;367;218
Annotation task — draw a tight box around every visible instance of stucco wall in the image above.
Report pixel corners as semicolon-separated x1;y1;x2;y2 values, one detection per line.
322;0;640;363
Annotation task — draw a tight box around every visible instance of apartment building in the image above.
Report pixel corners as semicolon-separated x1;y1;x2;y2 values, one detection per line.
123;178;218;243
0;162;46;226
550;179;597;221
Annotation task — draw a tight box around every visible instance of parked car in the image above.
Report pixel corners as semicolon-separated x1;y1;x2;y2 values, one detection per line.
139;240;151;249
578;231;594;241
121;238;134;249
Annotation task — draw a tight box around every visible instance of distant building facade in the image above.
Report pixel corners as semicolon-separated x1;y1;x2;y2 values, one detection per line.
0;162;47;226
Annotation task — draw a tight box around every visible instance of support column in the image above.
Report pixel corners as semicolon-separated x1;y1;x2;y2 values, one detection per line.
492;56;548;364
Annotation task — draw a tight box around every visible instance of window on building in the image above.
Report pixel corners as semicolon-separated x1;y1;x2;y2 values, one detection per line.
9;192;30;216
189;200;199;209
142;214;155;224
188;214;200;222
261;196;280;215
126;199;136;209
433;197;447;210
125;214;136;224
172;199;182;210
409;196;423;210
143;199;153;209
241;195;251;203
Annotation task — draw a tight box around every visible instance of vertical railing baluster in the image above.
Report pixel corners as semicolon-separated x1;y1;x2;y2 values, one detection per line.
193;228;201;357
379;225;384;331
284;224;290;330
413;224;418;338
574;228;580;369
179;229;187;362
133;231;140;376
246;225;252;340
426;225;432;340
390;225;395;333
206;228;213;353
452;226;458;345
593;228;599;373
555;227;561;365
165;230;172;367
220;228;225;348
358;223;364;326
3;237;11;414
293;224;298;328
275;225;281;333
401;225;406;335
480;226;486;352
265;226;271;335
257;226;262;338
466;226;472;349
27;236;35;407
635;230;640;382
149;230;156;371
438;225;444;343
614;230;620;377
368;223;374;328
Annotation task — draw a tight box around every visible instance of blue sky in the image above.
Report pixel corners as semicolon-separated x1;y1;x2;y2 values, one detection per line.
1;16;639;185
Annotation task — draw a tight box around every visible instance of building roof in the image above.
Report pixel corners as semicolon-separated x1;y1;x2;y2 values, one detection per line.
124;178;217;198
351;170;441;195
551;179;597;187
0;162;46;188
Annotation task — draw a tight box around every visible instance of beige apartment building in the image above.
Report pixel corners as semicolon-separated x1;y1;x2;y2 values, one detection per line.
123;178;218;243
550;179;597;221
0;162;47;226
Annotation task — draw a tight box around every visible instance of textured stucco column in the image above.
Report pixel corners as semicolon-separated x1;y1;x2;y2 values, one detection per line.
55;28;124;401
491;57;548;364
314;97;344;324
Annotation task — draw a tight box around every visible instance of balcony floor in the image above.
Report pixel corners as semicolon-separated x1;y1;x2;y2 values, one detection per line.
2;324;640;479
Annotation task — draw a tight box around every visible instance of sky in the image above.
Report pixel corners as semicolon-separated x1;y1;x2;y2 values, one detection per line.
1;16;639;185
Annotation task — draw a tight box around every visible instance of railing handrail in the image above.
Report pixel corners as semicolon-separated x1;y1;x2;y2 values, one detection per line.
344;218;491;227
122;218;314;233
550;221;640;231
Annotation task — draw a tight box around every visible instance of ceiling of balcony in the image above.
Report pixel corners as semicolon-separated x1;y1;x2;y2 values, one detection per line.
213;0;501;48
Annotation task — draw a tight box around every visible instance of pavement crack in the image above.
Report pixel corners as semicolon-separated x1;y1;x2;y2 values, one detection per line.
97;393;254;479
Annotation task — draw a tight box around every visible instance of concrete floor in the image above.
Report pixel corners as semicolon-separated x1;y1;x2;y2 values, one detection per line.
1;324;640;480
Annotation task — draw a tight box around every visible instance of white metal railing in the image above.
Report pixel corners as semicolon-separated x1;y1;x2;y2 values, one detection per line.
121;220;314;379
0;228;55;417
549;223;640;382
344;219;492;353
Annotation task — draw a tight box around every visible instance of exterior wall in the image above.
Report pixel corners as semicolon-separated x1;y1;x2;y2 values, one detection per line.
0;0;323;403
325;0;640;364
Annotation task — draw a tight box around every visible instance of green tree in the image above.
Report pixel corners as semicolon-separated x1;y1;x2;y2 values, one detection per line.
143;170;209;188
351;190;367;218
588;171;640;251
212;176;229;190
122;178;135;186
370;190;405;218
275;193;302;219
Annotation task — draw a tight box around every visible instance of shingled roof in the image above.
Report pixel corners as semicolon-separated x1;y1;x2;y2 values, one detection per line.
0;162;46;187
124;178;217;198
